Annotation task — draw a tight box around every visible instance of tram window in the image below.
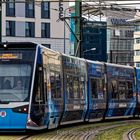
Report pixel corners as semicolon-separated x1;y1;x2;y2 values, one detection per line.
32;66;45;104
50;72;61;99
91;78;97;98
0;64;32;102
66;80;70;98
37;66;45;103
126;81;133;99
43;68;47;101
73;78;79;99
118;81;126;100
66;75;73;98
79;81;84;99
50;72;56;98
111;80;118;99
91;78;104;99
98;79;104;99
56;73;61;98
35;87;41;102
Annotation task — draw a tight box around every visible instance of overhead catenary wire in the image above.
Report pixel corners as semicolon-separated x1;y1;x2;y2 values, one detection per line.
2;1;140;29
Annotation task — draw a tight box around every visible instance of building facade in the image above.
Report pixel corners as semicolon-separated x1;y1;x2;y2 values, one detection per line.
134;20;140;67
81;21;107;62
104;7;135;66
76;5;136;65
2;1;70;54
129;13;140;67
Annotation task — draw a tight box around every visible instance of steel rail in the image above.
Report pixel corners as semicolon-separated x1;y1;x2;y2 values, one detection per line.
127;127;140;140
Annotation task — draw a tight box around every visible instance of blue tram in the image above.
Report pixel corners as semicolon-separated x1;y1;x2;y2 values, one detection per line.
105;64;136;118
0;42;138;131
86;61;106;122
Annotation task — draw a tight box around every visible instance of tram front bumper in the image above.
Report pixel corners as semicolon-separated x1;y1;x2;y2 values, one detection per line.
0;109;28;129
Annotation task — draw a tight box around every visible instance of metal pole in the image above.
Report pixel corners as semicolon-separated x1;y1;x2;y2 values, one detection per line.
74;0;81;57
110;50;112;63
0;3;2;43
63;7;70;54
64;10;66;54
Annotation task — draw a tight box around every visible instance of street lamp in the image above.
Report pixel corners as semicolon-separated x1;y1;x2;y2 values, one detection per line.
83;48;96;58
83;48;96;53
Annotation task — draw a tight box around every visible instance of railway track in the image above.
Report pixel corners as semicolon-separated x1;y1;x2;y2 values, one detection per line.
82;124;129;140
4;120;140;140
45;120;140;140
20;135;32;140
16;126;117;140
126;127;140;140
58;120;140;140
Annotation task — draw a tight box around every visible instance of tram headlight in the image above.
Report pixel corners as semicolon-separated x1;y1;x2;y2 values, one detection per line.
12;105;28;114
3;44;7;48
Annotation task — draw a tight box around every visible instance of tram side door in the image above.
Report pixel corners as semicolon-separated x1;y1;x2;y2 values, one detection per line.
89;77;106;120
30;65;46;127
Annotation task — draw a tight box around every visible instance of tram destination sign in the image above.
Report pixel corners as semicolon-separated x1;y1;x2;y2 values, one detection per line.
0;53;22;60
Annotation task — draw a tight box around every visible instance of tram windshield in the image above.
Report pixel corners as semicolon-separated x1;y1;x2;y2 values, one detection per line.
0;64;32;102
0;49;35;102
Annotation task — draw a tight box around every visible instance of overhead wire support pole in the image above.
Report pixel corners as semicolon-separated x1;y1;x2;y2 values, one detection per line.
0;2;2;43
74;0;82;57
64;19;79;43
64;8;66;54
63;7;71;54
58;3;80;55
63;17;80;57
63;16;80;56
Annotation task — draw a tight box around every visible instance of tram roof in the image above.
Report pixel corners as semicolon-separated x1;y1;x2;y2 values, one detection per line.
86;59;104;65
61;53;86;62
0;42;38;49
105;62;134;69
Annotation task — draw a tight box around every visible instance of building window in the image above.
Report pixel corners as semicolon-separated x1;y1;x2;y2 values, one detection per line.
135;38;140;44
25;1;34;18
41;2;50;19
41;23;50;38
135;50;140;56
6;0;15;17
125;30;133;37
135;25;140;31
6;21;15;36
136;62;140;67
25;22;35;37
113;29;120;37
